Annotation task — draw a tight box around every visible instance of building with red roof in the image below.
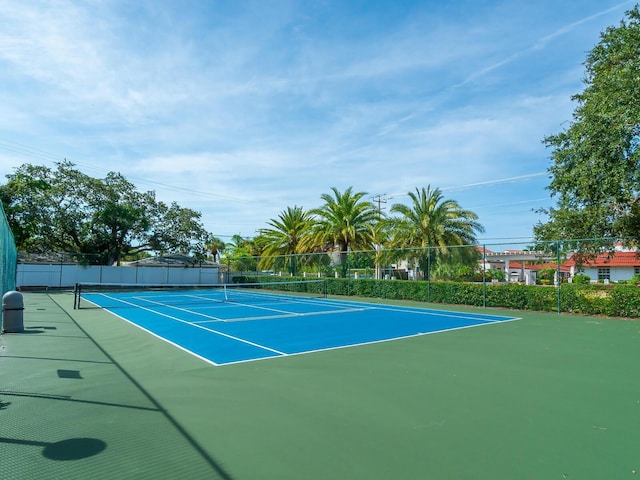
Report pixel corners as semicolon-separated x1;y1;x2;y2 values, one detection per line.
563;251;640;282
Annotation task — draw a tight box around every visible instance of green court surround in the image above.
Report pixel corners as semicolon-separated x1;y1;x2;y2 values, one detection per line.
1;292;638;479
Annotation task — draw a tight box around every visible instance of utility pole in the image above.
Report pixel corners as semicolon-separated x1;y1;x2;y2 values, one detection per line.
372;194;387;219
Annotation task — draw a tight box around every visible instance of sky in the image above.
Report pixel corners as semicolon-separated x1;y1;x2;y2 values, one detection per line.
0;0;636;249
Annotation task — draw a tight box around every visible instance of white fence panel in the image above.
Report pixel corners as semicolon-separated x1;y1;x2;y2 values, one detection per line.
17;264;61;288
61;266;102;285
136;267;170;285
17;264;219;288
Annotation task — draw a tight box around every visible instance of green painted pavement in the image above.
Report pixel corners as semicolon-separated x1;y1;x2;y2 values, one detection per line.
1;292;638;479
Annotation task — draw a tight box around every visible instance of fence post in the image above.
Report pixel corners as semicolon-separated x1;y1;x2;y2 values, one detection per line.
556;240;561;314
347;250;351;297
482;244;487;309
427;247;431;303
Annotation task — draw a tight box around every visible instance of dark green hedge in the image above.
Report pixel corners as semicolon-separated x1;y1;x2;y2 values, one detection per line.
237;276;640;317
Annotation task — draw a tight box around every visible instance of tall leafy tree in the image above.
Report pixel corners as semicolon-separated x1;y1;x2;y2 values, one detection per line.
87;172;153;265
257;205;313;275
1;161;210;264
389;186;484;279
536;5;640;244
144;199;210;259
0;162;91;252
307;187;378;276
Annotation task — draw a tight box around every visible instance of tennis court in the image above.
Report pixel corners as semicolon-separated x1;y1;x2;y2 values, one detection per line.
75;281;519;366
2;291;639;479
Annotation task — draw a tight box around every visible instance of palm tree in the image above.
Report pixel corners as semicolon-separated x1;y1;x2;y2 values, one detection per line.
307;187;378;277
258;205;313;275
389;186;484;279
206;236;226;263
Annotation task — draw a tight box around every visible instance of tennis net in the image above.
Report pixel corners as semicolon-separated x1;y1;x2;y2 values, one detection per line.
73;279;328;309
0;202;18;298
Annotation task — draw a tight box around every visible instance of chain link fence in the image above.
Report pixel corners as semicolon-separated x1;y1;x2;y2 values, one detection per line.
13;237;640;316
0;202;18;297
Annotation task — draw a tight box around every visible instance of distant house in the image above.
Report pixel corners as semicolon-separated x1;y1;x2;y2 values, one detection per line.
563;250;640;283
509;262;571;284
476;246;640;284
477;247;559;284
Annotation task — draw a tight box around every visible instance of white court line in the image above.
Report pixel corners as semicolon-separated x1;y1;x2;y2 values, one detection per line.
309;298;518;323
193;306;374;324
88;303;222;367
132;296;225;322
224;299;306;316
218;316;523;367
90;293;287;356
226;299;372;317
184;292;228;304
226;292;334;308
370;305;518;323
87;292;521;367
93;291;373;323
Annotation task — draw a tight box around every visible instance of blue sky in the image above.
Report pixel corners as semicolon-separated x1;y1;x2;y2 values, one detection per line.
0;0;635;249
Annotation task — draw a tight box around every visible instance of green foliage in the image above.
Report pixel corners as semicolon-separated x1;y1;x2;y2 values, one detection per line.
221;235;260;272
609;285;640;316
239;274;640;318
431;261;474;282
307;187;378;277
206;236;226;263
537;267;557;285
572;274;591;285
355;278;639;317
489;268;506;282
473;271;489;282
537;6;640;242
1;161;210;264
628;274;640;285
388;186;484;279
256;205;313;275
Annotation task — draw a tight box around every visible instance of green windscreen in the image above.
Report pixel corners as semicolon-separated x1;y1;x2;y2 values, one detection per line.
0;202;17;297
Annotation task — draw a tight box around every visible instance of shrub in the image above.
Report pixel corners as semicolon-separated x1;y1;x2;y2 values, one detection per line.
572;274;590;285
537;267;556;284
490;268;505;282
238;275;640;318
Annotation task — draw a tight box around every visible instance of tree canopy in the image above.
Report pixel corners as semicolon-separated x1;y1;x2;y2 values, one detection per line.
1;161;211;264
3;160;486;277
306;187;378;276
256;205;313;274
389;186;483;278
307;187;377;252
536;5;640;243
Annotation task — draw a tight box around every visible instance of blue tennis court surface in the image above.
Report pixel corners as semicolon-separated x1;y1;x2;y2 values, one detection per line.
83;289;520;366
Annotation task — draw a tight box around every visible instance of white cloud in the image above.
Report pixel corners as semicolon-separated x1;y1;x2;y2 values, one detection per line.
0;0;633;241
